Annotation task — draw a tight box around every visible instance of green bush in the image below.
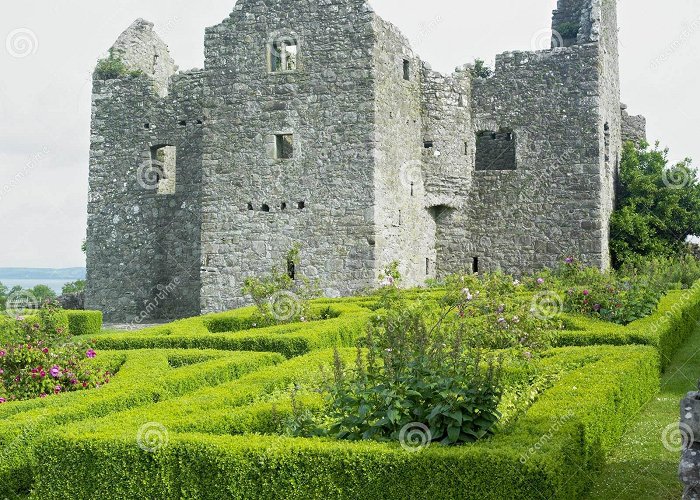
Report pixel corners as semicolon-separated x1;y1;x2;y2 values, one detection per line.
610;140;700;267
66;310;103;337
30;345;659;500
83;303;372;358
552;285;700;368
94;49;142;80
321;304;504;445
0;349;284;497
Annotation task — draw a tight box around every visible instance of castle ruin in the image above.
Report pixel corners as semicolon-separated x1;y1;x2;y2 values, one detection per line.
85;0;647;321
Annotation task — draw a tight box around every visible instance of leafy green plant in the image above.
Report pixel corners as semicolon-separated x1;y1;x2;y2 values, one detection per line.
530;257;666;325
94;49;143;80
322;311;502;445
471;58;493;78
611;141;700;267
242;244;322;325
320;294;504;446
556;21;580;39
62;280;86;295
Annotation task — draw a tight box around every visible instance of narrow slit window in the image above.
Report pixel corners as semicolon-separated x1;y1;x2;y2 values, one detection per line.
270;38;298;73
298;201;305;210
472;257;479;274
275;134;294;159
425;258;430;276
403;59;410;80
149;145;177;195
424;141;434;149
281;202;287;210
247;202;254;211
287;258;296;280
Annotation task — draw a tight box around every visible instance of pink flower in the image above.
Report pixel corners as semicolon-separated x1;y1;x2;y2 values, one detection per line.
49;366;60;378
40;394;47;398
42;348;49;354
0;398;6;404
86;349;96;359
537;278;545;285
0;350;5;357
54;386;62;394
565;257;574;264
583;290;590;296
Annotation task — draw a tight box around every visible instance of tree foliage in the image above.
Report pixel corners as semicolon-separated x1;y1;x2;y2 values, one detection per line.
610;141;700;267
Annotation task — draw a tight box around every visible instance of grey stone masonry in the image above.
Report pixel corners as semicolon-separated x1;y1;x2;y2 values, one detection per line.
680;382;700;499
86;0;647;321
621;104;648;144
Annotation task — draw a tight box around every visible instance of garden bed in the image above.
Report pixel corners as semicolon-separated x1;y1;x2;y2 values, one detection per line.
30;345;658;499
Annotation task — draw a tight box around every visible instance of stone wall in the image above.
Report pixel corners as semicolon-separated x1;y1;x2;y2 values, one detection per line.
87;0;641;320
621;105;648;143
679;383;700;499
372;16;433;286
86;21;203;322
457;45;604;275
199;0;377;313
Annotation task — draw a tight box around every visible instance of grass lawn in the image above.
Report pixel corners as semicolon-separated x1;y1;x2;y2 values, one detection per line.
586;323;700;499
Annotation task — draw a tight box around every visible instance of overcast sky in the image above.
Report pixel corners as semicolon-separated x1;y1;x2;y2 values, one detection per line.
0;0;698;268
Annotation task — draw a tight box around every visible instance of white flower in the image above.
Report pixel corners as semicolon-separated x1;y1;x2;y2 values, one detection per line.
513;280;521;286
462;288;473;301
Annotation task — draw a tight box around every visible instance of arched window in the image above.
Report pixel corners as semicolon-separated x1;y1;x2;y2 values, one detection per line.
269;36;298;73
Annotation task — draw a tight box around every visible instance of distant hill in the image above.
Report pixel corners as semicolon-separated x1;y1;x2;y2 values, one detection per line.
0;268;86;280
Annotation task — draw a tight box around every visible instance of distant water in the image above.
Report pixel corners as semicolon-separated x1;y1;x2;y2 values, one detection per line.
0;279;72;294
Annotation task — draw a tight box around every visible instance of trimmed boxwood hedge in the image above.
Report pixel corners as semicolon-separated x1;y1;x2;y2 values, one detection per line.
66;310;103;336
81;303;373;358
0;349;284;498
30;345;659;500
2;283;699;498
553;285;700;368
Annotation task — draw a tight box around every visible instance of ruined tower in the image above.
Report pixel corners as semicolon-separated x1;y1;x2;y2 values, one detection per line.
86;0;646;321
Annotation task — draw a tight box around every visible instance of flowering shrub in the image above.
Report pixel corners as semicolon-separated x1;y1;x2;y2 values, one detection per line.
0;302;109;403
529;257;665;325
442;272;562;350
322;301;504;445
